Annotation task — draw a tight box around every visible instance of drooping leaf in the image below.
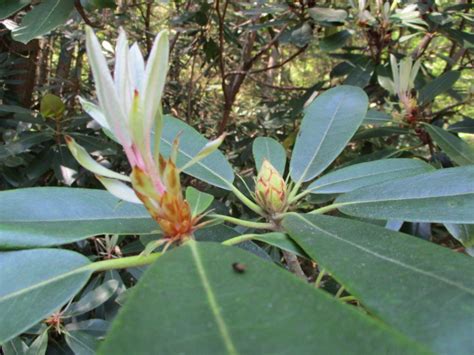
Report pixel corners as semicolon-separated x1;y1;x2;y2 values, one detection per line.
160;116;234;190
419;71;460;105
65;331;99;355
25;329;48;355
12;0;75;44
335;166;474;223
283;213;474;354
64;280;119;318
100;241;426;354
65;319;110;337
252;137;286;175
425;124;474;166
290;86;368;184
0;188;157;249
306;159;434;194
0;249;92;344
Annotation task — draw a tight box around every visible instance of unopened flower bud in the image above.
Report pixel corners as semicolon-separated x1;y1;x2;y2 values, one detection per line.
255;160;287;213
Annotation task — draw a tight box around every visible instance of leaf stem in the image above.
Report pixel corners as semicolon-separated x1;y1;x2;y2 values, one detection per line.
335;286;345;298
287;180;303;202
339;296;356;302
288;189;311;204
84;253;162;273
222;233;260;246
210;214;274;230
230;184;265;215
314;268;326;288
309;203;343;215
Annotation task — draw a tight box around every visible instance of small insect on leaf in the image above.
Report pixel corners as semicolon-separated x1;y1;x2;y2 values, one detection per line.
232;262;246;274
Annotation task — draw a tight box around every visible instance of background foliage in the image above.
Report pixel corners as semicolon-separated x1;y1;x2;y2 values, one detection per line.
0;0;473;354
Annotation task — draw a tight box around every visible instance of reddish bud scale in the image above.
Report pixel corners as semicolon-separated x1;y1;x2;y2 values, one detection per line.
255;160;288;214
132;155;196;241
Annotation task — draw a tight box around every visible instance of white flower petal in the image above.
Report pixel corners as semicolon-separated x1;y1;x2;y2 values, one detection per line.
129;42;145;91
96;176;143;204
78;96;109;129
114;28;132;117
140;30;169;146
85;26;131;146
66;135;130;182
399;56;413;94
390;54;399;94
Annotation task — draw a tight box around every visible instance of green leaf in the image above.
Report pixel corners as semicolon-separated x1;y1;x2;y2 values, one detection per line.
344;59;375;88
283;213;474;354
445;224;474;256
0;188;157;249
160;116;234;190
335;166;474;223
247;232;307;258
40;93;65;119
83;0;116;11
185;186;214;217
306;159;434;194
64;280;119;317
449;117;474;134
425;124;474;166
12;0;75;44
0;249;92;344
25;329;48;355
65;319;110;337
353;126;408;140
290;86;368;184
2;336;28;354
0;0;30;20
252;137;286;175
100;241;427;354
309;7;347;23
363;109;391;125
419;71;461;105
320;30;353;51
0;132;52;160
65;331;99;355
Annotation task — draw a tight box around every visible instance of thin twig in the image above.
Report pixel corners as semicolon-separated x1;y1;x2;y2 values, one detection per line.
74;0;102;28
282;251;306;280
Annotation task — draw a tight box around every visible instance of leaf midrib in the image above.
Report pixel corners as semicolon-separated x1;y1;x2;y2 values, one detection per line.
428;127;474;164
338;191;474;206
27;0;63;37
1;215;153;223
0;264;90;304
294;214;474;296
294;92;347;184
189;242;238;355
308;165;428;193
